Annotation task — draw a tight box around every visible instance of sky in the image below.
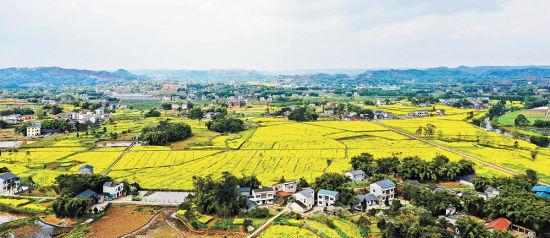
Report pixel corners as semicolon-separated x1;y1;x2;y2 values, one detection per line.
1;0;550;71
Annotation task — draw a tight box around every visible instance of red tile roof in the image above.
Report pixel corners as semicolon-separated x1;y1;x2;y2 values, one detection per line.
277;191;292;197
487;217;512;231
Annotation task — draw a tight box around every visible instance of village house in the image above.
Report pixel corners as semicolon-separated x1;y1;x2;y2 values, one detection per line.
250;187;276;205
408;110;429;118
78;165;94;174
480;187;501;199
26;123;41;137
271;181;298;193
458;174;476;188
2;114;20;124
20;114;38;121
345;170;366;183
0;173;21;194
317;189;339;207
354;193;379;211
102;181;124;200
436;109;446;116
486;217;512;232
291;187;315;213
227;99;246;110
370;179;396;202
238;187;252;196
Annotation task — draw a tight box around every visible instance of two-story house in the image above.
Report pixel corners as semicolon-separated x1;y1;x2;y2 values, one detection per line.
102;181;124;200
271;181;298;193
370;179;396;202
251;187;276;205
0;173;21;194
26;123;41;137
292;187;315;213
317;189;338;207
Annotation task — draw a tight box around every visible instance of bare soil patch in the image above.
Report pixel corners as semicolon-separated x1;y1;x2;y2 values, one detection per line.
87;205;161;238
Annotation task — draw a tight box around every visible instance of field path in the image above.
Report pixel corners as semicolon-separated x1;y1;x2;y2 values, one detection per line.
101;139;139;175
372;121;549;186
247;203;291;238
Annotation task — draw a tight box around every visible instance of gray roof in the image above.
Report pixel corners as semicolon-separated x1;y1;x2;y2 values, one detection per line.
459;174;476;181
246;199;258;209
355;193;378;202
374;179;396;189
318;189;339;197
253;187;274;193
296;187;315;198
404;179;421;186
0;172;18;180
75;189;97;199
364;193;378;202
103;181;121;187
346;170;365;176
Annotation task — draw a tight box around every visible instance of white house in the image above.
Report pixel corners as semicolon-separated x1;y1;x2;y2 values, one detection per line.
370;179;396;202
26;123;41;137
317;189;339;207
271;181;298;193
102;181;124;200
291;187;315;213
0;173;21;194
251;187;276;205
408;110;429;117
345;170;366;182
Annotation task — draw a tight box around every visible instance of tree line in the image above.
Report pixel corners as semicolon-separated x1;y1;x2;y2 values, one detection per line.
140;120;192;145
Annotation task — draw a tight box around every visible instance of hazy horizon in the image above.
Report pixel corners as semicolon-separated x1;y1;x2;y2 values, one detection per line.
2;0;550;71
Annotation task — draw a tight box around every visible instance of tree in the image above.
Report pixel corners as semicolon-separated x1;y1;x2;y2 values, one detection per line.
298;177;310;188
140;121;192;145
455;216;490;238
51;104;64;115
238;175;261;189
205;115;245;133
188;107;204;123
462;195;485;217
514;114;530;127
375;156;401;175
350;152;376;176
54;174;112;196
192;172;246;217
161;103;172;110
312;173;350;191
530;148;539;160
144;108;161;117
288;107;318;122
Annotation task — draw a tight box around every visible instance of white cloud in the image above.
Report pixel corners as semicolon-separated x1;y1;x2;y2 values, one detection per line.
0;0;549;70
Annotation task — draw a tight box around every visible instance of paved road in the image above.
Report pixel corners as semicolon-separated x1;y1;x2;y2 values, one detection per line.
247;204;291;238
110;200;181;206
372;121;549;186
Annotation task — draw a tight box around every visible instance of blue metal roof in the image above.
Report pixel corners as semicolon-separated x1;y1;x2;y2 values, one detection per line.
374;179;396;189
535;192;550;199
318;189;339;197
531;186;550;193
0;172;17;180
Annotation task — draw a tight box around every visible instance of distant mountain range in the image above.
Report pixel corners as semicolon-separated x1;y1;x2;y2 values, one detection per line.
131;69;268;82
0;67;143;88
355;66;550;84
1;66;550;87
